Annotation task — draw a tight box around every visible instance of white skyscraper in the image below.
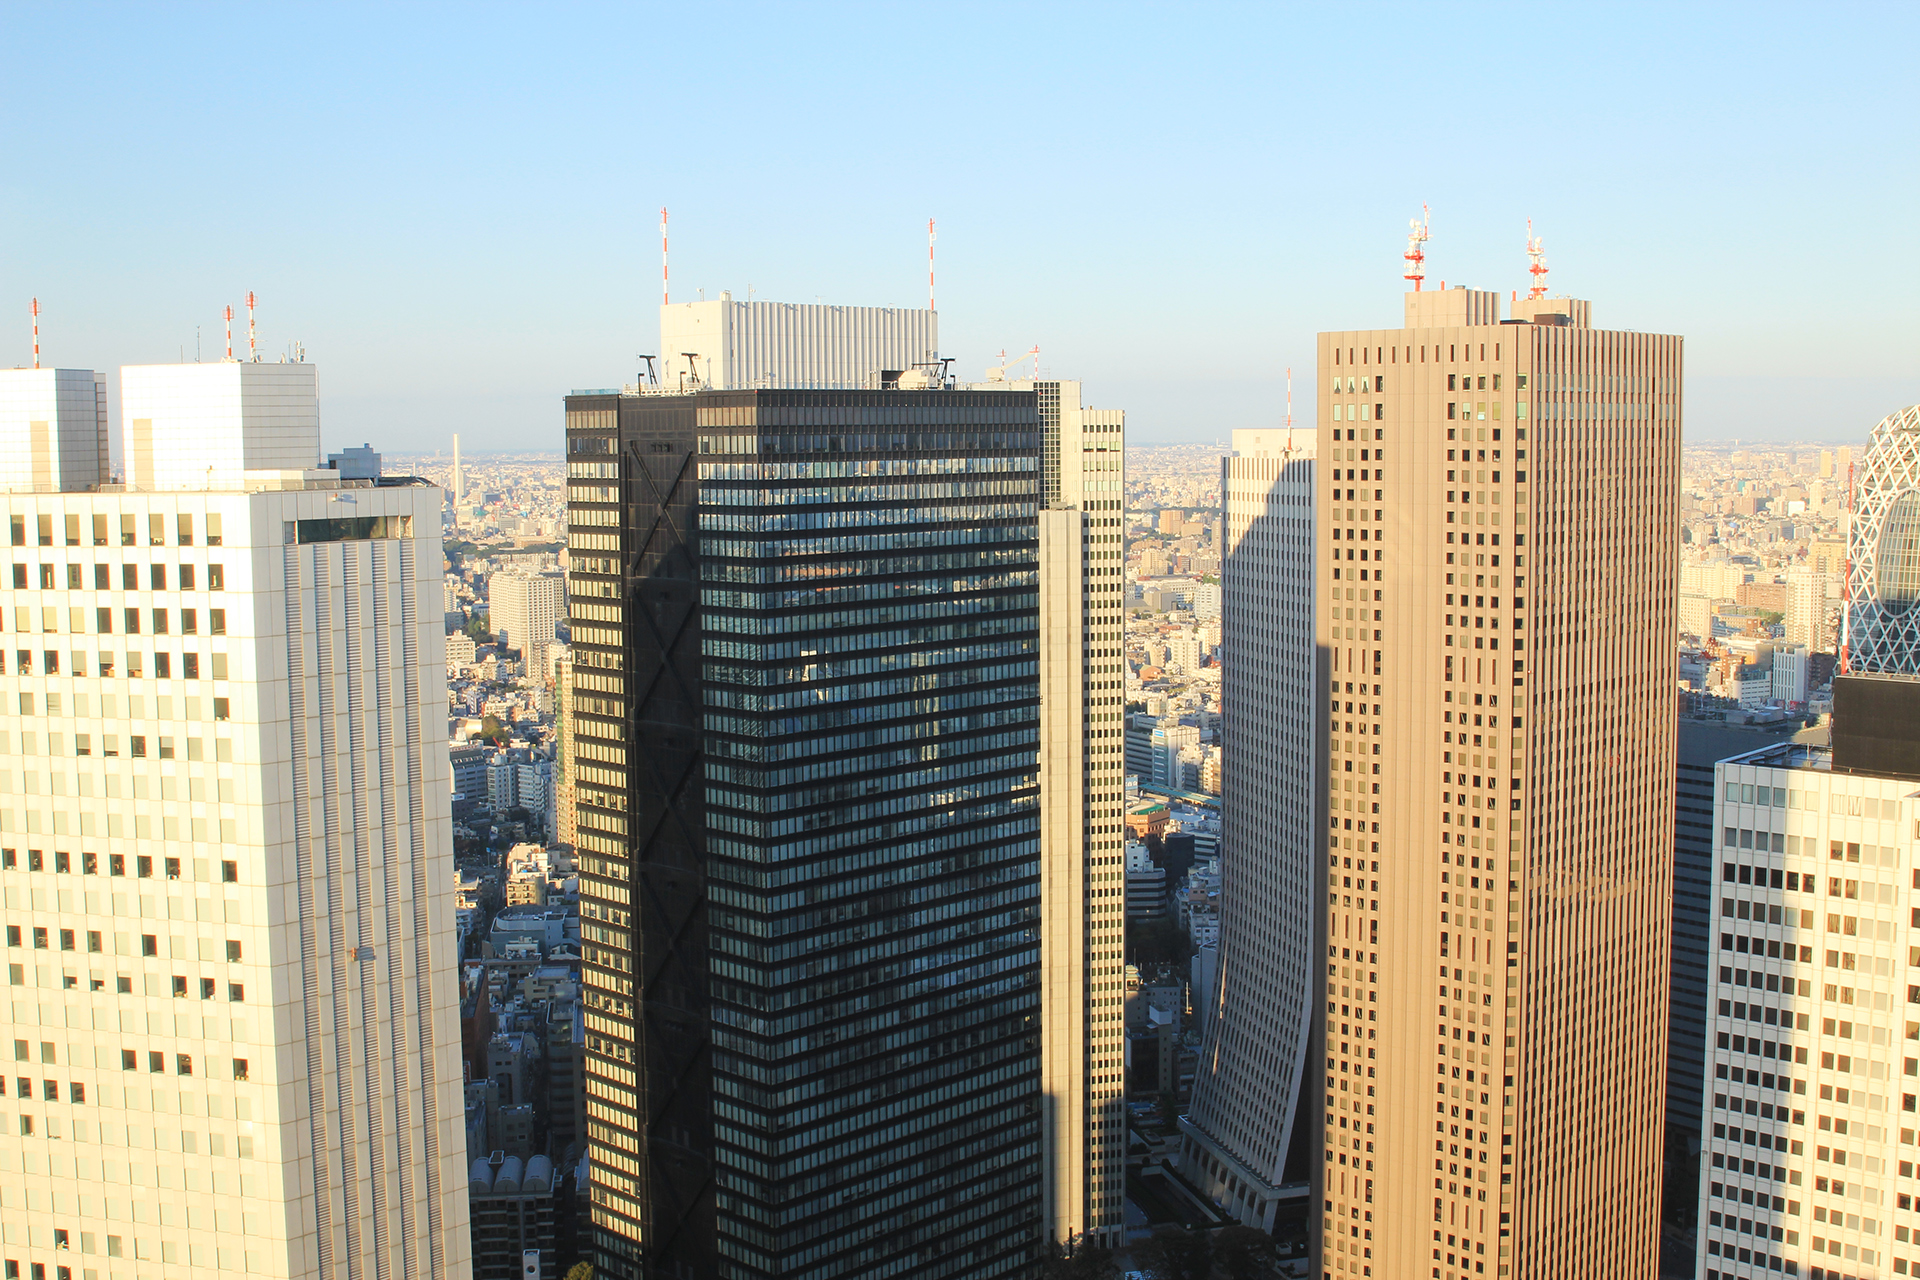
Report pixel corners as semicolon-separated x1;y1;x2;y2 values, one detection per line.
658;296;938;391
0;362;470;1280
1180;426;1320;1229
1694;674;1920;1280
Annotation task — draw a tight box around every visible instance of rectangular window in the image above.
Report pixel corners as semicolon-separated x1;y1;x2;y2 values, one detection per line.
213;697;229;720
123;608;139;635
226;939;242;961
38;515;52;547
130;736;145;758
32;928;46;949
148;515;164;547
199;978;215;1000
119;515;134;547
73;734;89;756
11;514;24;546
206;513;222;546
177;514;193;546
181;609;197;635
154;652;170;678
163;857;179;880
109;854;124;876
232;1057;248;1080
148;1051;163;1073
178;563;194;590
86;931;100;953
151;609;168;635
221;859;237;883
137;855;152;878
58;929;73;951
96;607;112;634
92;514;107;546
207;564;223;590
81;852;95;874
210;608;225;635
52;851;67;873
183;652;199;678
228;982;244;1002
171;976;187;998
176;1054;192;1076
157;737;174;759
140;934;156;956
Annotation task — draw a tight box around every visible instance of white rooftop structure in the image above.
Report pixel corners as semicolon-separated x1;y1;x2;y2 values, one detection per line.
0;367;109;491
657;295;938;391
121;361;322;489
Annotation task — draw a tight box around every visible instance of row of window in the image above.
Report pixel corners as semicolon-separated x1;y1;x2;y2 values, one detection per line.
7;925;241;960
9;511;223;548
2;850;240;879
11;562;224;591
6;607;227;638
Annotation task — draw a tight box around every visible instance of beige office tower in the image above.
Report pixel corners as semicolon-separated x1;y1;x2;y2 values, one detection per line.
553;650;577;847
1181;427;1320;1230
1316;288;1681;1279
0;362;469;1280
1033;379;1130;1249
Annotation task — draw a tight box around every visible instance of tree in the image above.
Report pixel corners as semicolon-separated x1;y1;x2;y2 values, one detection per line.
563;1264;594;1280
465;612;492;642
1133;1225;1212;1280
1212;1224;1281;1279
1040;1233;1119;1280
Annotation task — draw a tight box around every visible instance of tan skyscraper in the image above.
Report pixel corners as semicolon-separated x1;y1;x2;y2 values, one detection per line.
1316;286;1681;1279
1030;379;1131;1249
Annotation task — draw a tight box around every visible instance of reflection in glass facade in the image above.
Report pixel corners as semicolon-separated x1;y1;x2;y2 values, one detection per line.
1847;404;1920;673
568;389;1045;1280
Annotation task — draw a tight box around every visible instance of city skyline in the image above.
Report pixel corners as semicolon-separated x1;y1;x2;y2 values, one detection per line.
3;5;1916;451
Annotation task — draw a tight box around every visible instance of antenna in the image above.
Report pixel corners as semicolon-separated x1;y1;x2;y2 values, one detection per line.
661;207;670;306
1284;367;1293;446
1526;220;1549;299
246;291;257;361
29;298;39;370
224;305;234;361
928;217;937;311
1403;205;1430;291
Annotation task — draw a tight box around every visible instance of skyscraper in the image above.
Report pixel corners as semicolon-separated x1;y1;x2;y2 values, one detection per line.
1843;404;1920;675
1693;674;1920;1280
1181;426;1320;1230
1316;286;1681;1278
0;367;109;491
0;360;469;1280
1030;380;1129;1249
568;380;1047;1280
489;569;566;651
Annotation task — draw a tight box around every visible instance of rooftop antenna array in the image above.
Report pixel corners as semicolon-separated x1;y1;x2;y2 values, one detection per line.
928;217;937;311
224;305;234;362
1403;205;1431;291
246;291;258;361
1284;367;1294;450
1525;220;1549;299
29;298;39;369
661;207;670;306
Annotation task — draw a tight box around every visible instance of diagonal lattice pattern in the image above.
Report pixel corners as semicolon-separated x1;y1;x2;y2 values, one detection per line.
1846;404;1920;674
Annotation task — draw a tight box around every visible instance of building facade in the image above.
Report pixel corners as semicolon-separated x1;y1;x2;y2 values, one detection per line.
490;571;565;652
0;368;108;492
568;384;1049;1280
1180;426;1320;1230
1315;288;1681;1278
657;298;938;392
0;362;469;1280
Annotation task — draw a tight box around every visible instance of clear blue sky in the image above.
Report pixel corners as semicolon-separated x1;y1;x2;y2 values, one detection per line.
3;2;1915;452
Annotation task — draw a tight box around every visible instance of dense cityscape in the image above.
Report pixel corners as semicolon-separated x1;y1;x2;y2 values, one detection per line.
4;11;1915;1280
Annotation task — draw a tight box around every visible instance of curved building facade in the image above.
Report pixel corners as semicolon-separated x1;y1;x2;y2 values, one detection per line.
1846;404;1920;674
1178;429;1320;1230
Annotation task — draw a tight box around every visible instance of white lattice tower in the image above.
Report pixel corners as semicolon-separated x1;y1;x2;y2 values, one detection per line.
1845;403;1920;674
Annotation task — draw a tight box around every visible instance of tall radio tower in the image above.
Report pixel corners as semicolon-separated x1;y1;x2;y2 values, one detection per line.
1403;205;1430;291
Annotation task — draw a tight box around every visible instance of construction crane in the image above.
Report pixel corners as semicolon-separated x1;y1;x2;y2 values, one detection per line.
984;345;1039;382
1526;220;1549;299
1403;205;1430;291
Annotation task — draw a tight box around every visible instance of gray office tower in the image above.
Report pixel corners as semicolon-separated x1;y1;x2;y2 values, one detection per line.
566;386;1047;1279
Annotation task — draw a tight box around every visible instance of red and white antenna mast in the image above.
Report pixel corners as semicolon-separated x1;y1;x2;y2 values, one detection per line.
1284;366;1294;449
1403;204;1431;291
927;217;936;311
224;305;234;361
661;207;670;306
1526;220;1549;299
29;298;40;369
246;291;257;362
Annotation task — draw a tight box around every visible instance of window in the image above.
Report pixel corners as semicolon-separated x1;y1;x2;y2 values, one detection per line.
109;854;124;876
58;929;73;951
149;564;165;591
130;736;145;758
157;736;174;759
164;856;180;880
115;975;129;993
6;516;18;547
226;939;242;961
206;513;222;545
228;982;244;1002
210;608;225;635
122;608;139;635
148;515;164;547
200;978;215;1000
172;975;187;998
64;564;79;589
92;514;107;547
0;849;11;869
119;515;134;547
176;1054;192;1076
137;855;152;878
221;859;238;883
183;652;199;678
207;564;224;590
231;1057;248;1080
181;609;197;636
151;609;168;636
52;851;67;873
37;515;51;547
177;514;193;546
86;931;100;953
43;1080;57;1101
27;850;41;871
213;696;229;720
73;734;89;756
81;852;95;875
33;927;47;949
37;564;51;588
92;564;107;589
148;1051;163;1073
4;927;16;946
140;933;156;956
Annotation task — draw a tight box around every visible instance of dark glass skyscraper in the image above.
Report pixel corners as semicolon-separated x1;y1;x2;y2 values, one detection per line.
566;387;1047;1280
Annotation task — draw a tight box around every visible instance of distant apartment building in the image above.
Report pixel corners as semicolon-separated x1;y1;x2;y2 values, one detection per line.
489;570;565;652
